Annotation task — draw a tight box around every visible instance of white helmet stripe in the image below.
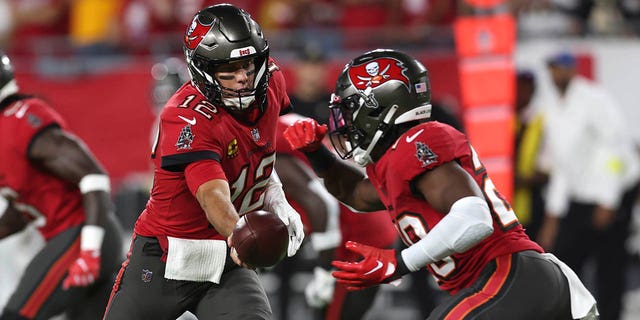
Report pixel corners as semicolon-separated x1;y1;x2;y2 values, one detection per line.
394;104;432;124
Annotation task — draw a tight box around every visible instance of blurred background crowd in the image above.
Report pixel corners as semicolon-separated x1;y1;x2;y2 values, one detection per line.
3;0;640;59
1;0;640;319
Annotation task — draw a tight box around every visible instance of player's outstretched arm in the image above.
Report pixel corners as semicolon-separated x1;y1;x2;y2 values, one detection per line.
331;161;495;290
194;178;253;269
399;161;494;270
195;179;239;238
28;127;111;289
283;119;384;212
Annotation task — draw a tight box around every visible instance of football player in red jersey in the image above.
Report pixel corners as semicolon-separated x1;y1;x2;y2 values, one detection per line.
275;113;398;320
284;49;599;319
103;4;304;320
0;51;124;319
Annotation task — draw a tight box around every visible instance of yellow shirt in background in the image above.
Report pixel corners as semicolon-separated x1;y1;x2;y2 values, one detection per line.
69;0;123;47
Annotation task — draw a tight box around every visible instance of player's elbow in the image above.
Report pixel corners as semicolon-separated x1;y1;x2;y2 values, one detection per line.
453;221;493;253
449;196;494;253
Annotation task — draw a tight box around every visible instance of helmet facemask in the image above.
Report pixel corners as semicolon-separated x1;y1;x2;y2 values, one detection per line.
329;88;401;166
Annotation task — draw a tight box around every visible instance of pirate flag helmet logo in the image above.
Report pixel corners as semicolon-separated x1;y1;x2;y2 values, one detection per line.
347;57;410;91
184;15;214;51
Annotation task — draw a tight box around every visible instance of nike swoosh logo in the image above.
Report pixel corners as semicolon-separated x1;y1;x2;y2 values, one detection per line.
405;128;424;143
364;260;383;275
178;115;196;126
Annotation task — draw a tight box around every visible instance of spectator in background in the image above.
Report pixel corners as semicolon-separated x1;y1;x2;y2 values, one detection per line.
289;44;332;125
0;0;70;55
617;0;640;35
537;51;640;320
513;70;548;240
511;0;593;38
0;50;124;319
337;0;404;49
69;0;124;56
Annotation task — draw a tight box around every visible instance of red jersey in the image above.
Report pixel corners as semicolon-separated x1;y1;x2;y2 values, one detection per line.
0;98;85;240
366;121;542;294
276;114;397;260
135;60;291;252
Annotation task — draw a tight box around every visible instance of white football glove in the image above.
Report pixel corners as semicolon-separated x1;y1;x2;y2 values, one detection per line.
273;199;305;257
263;173;305;257
305;267;336;308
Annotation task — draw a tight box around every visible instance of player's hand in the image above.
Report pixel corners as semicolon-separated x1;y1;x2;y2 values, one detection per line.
62;250;101;289
305;267;336;308
274;202;305;257
537;214;559;251
283;119;328;153
331;241;402;291
227;235;256;270
593;205;615;230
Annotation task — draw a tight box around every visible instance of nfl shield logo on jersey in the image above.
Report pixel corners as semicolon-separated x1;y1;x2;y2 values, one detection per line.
415;142;437;167
141;269;153;283
176;125;194;150
250;128;260;141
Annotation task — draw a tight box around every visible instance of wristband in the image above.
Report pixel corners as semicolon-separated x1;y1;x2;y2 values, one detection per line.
79;174;111;194
81;225;105;251
305;146;337;173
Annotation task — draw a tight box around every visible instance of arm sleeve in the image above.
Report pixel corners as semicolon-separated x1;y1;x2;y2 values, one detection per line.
184;159;227;196
400;196;493;271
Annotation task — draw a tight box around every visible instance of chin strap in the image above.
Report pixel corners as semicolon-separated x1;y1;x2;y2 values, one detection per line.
222;96;256;110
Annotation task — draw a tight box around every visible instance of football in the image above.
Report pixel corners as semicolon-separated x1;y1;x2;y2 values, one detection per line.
231;210;289;268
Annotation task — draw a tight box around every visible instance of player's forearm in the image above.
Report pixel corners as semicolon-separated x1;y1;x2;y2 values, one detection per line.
301;145;384;212
196;179;240;238
303;146;369;209
0;201;28;239
202;190;239;238
81;190;112;226
78;174;111;252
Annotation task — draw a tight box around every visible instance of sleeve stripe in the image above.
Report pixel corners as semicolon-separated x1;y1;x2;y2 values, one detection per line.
161;150;221;172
